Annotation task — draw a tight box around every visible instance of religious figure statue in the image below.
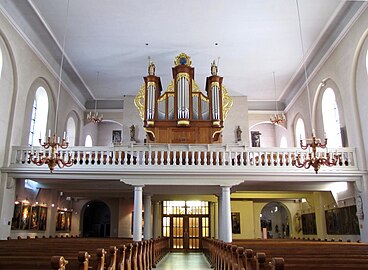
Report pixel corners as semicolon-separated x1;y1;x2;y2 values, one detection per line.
148;57;155;76
236;126;242;142
211;60;218;76
130;125;135;141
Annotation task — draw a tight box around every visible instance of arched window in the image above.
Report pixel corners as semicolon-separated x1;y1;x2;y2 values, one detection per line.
322;88;342;148
295;118;306;146
280;136;287;148
28;87;49;146
85;135;93;147
66;117;76;146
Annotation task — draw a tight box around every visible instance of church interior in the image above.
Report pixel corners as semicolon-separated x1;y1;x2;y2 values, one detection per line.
1;0;368;269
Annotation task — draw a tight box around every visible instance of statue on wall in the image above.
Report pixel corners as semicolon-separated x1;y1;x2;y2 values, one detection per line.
236;126;242;142
251;131;261;147
211;60;218;76
148;56;155;76
130;125;136;141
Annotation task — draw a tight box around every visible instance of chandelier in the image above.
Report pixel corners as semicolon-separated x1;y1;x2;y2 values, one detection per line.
293;133;338;173
293;0;338;173
30;133;73;173
270;72;286;125
87;105;103;123
30;0;73;173
87;72;103;123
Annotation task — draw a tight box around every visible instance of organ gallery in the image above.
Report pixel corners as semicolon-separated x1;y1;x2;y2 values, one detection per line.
135;53;233;144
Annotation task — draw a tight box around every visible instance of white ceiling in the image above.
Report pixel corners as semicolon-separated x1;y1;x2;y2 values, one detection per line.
1;0;365;109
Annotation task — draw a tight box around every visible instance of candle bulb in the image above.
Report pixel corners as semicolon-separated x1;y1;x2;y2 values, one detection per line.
63;132;66;140
48;129;51;138
312;129;315;137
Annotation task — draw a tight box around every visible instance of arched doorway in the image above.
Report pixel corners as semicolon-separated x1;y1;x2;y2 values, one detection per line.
260;202;290;239
82;201;111;237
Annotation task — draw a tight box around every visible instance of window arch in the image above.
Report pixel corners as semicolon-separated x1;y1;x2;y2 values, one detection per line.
85;135;93;147
294;117;306;146
28;87;49;146
322;88;342;148
66;117;76;146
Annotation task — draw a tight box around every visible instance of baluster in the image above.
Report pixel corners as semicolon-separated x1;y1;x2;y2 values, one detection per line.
166;150;170;165
147;150;151;165
124;150;129;165
198;151;202;165
173;150;177;165
154;149;158;165
209;151;213;165
179;150;183;165
185;151;189;165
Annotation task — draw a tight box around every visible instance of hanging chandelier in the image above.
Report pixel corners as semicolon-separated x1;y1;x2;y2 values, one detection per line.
30;0;73;173
293;0;338;173
270;72;286;125
87;104;103;123
87;72;103;123
30;132;74;173
293;133;338;173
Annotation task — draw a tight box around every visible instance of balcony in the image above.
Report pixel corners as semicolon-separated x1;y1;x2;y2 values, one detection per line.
3;144;362;186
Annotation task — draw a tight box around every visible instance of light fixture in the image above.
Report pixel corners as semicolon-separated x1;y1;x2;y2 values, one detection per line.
87;71;103;123
292;0;338;173
29;0;73;173
270;72;286;125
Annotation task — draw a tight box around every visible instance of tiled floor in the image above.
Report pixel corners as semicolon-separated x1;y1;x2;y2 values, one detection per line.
155;252;212;269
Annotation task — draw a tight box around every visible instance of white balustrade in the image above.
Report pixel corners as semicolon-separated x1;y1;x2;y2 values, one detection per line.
10;144;358;172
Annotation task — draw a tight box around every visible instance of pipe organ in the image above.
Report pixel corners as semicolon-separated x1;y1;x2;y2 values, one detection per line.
135;53;232;144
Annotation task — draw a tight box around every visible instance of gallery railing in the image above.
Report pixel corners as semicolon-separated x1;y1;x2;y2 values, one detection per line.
9;144;358;172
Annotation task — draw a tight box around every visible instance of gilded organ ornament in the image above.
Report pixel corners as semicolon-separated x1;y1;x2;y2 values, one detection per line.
134;53;232;144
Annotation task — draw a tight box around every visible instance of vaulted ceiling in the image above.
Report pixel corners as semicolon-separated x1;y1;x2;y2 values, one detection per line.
0;0;366;110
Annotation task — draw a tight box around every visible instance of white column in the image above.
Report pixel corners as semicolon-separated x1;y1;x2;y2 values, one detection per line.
153;201;161;238
214;202;218;239
133;185;143;241
218;194;223;240
143;195;152;240
221;186;232;243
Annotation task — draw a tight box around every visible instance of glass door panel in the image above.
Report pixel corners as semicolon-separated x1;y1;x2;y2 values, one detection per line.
172;216;184;249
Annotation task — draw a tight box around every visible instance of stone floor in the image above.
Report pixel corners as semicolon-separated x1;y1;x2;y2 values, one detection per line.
155;252;212;269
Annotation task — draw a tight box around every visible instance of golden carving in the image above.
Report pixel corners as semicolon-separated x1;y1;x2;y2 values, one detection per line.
134;84;146;120
211;82;220;89
176;73;191;83
174;53;192;66
146;120;155;126
166;80;174;92
200;93;209;102
144;128;156;139
222;85;233;120
212;120;221;127
212;129;223;139
158;93;167;102
177;119;190;126
147;81;156;88
192;80;201;93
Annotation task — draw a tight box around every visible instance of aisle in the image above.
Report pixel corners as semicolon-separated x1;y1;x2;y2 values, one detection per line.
155;252;212;270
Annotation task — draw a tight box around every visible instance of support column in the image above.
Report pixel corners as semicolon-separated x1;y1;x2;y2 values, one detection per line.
133;185;143;241
143;195;152;240
221;186;232;243
213;202;218;239
218;195;223;240
153;201;161;238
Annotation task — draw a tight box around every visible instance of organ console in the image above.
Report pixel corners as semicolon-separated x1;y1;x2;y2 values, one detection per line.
135;53;232;144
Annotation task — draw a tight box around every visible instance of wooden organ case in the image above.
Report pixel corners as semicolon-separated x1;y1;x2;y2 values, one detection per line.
135;53;232;144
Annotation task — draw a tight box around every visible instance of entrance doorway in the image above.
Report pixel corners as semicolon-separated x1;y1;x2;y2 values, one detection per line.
260;202;290;239
82;201;111;237
162;201;210;251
